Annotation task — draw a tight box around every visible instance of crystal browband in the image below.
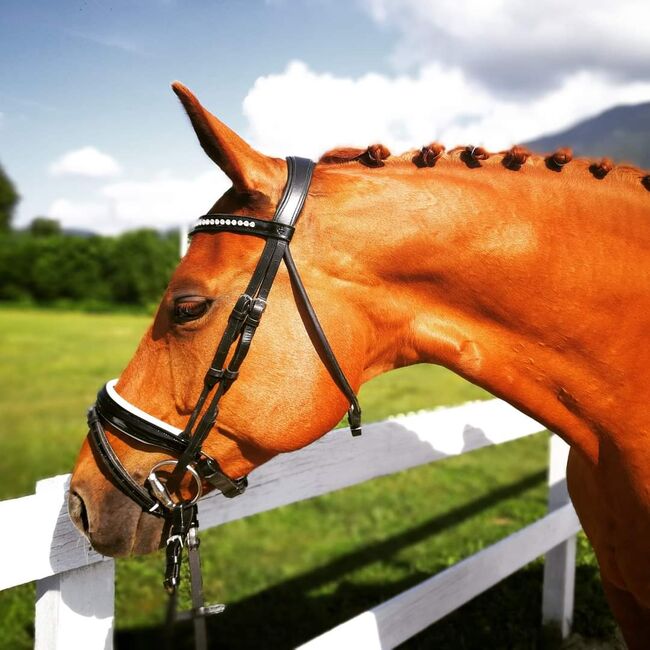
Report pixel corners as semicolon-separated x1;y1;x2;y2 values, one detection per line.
191;214;296;241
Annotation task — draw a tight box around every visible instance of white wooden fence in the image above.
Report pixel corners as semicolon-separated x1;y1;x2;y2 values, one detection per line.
0;399;580;649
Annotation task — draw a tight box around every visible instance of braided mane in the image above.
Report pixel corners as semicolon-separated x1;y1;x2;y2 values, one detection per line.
319;143;650;190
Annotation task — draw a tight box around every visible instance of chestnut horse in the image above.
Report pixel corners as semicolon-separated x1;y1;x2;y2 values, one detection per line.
70;83;650;647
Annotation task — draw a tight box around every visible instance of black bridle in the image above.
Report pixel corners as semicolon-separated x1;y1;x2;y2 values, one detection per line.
86;156;362;648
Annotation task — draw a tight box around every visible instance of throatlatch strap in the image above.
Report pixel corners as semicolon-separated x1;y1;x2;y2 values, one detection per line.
284;247;362;436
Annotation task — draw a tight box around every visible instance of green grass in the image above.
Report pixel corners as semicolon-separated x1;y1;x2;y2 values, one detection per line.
0;307;152;499
0;308;617;649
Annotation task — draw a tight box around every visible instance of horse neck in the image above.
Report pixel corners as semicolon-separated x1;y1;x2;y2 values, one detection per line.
309;161;650;465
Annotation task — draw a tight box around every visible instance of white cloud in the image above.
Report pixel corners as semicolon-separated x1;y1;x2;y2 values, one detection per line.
361;0;650;93
49;146;122;179
49;199;110;231
243;61;650;156
48;169;230;234
101;169;229;231
241;3;650;157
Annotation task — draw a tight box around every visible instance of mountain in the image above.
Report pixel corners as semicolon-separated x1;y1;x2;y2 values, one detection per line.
524;102;650;169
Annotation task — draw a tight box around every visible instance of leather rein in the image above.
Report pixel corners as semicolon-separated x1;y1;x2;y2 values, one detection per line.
86;157;362;648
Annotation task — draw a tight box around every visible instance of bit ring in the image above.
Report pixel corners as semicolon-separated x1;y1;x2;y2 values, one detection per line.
148;459;202;510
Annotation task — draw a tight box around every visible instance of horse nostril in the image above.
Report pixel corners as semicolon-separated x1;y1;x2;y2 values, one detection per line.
68;491;90;534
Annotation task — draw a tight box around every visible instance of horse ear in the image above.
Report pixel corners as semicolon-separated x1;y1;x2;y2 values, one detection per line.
171;81;281;194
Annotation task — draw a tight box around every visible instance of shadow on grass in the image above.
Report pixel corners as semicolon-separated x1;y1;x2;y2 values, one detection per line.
116;469;614;650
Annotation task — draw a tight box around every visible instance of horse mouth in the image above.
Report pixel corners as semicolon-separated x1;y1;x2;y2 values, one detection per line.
68;488;165;557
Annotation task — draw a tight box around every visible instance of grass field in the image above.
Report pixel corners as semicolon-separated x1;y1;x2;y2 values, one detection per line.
0;307;618;649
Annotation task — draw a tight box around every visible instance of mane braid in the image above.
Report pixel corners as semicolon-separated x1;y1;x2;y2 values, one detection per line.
319;144;391;167
318;141;650;189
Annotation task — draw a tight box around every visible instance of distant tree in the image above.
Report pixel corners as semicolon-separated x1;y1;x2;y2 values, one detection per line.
0;225;180;307
108;229;178;304
0;163;19;231
28;234;113;301
0;231;32;300
29;217;61;237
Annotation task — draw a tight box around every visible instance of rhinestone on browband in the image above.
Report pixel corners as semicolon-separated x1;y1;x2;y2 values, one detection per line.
196;217;256;228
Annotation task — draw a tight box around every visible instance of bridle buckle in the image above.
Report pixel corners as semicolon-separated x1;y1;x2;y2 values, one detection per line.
246;296;267;326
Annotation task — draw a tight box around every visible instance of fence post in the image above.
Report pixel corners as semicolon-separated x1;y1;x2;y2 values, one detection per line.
180;222;189;258
541;434;576;638
34;479;115;650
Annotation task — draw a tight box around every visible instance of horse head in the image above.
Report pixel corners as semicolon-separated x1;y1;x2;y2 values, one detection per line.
68;83;383;556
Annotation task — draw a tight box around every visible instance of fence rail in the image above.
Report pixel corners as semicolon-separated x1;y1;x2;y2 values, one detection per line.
0;399;580;649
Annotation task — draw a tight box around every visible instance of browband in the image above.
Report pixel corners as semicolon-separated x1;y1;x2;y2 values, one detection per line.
192;215;295;241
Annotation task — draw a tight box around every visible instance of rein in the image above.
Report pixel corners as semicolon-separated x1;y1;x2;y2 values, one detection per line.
86;156;362;649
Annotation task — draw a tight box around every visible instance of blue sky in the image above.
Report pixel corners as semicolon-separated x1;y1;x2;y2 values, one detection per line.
3;0;650;232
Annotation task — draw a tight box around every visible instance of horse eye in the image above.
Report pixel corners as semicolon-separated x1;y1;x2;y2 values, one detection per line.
173;297;210;323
